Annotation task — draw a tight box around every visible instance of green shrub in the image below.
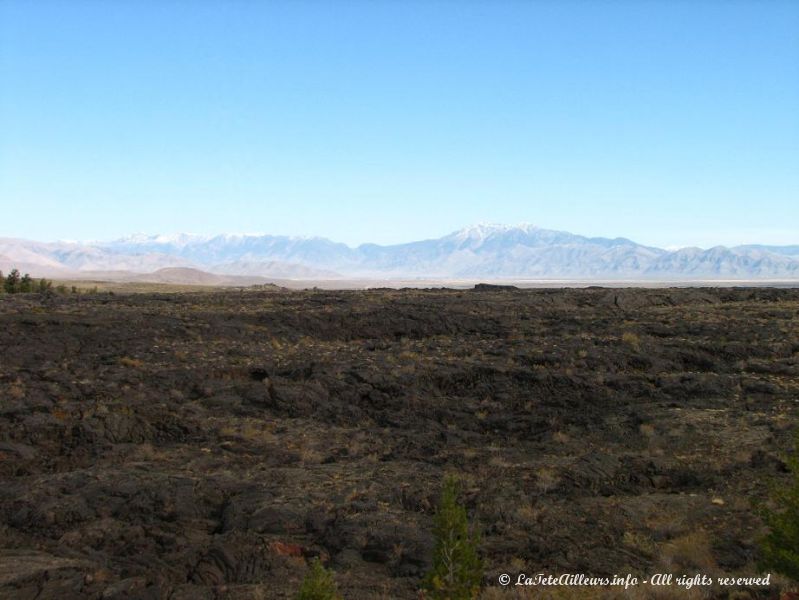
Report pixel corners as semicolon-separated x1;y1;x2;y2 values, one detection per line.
296;559;342;600
423;475;483;599
19;273;33;293
4;269;20;293
37;278;52;294
759;429;799;580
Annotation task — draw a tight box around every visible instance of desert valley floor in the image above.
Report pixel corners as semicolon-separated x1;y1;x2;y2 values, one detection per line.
1;286;799;599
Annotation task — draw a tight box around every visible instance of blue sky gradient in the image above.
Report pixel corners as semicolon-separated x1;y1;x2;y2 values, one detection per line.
1;1;797;247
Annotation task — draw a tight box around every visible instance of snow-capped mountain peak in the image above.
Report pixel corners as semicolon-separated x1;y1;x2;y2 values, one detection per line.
452;222;539;240
112;233;210;247
3;224;797;280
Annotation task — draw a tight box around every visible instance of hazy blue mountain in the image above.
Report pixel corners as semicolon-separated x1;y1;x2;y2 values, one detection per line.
644;246;799;278
3;225;798;280
734;244;799;258
104;234;356;271
0;237;191;275
355;224;666;277
101;224;674;277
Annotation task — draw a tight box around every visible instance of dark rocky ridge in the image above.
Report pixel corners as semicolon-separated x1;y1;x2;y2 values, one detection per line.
1;287;798;598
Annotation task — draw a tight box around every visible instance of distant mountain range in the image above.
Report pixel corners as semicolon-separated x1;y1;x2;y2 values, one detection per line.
2;224;798;282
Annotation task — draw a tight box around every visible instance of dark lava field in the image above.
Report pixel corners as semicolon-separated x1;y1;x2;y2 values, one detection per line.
1;286;799;599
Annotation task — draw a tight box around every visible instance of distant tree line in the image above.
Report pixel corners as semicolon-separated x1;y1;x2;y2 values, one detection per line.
0;269;52;294
1;269;99;295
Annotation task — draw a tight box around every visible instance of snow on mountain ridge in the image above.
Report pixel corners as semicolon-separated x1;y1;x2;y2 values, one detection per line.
451;222;540;241
2;226;797;280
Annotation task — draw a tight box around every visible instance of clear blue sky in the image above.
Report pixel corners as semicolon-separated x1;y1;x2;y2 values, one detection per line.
1;1;797;248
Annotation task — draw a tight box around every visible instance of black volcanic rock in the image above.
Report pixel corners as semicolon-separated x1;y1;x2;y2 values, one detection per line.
1;287;799;597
